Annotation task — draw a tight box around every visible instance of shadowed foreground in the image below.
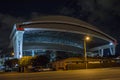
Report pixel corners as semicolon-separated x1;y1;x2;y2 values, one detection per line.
0;68;120;80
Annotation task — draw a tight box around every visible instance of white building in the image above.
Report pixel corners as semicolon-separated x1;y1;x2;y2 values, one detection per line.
9;15;117;59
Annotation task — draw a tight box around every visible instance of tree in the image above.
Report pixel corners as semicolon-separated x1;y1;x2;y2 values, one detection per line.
31;55;50;67
19;56;32;67
4;58;18;68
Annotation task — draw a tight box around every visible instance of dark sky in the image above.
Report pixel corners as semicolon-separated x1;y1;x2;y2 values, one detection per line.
0;1;64;16
0;0;120;55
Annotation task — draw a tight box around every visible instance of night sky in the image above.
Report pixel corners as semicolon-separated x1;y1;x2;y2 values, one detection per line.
0;0;120;55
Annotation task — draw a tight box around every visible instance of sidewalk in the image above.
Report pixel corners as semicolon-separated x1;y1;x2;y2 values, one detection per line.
0;71;20;74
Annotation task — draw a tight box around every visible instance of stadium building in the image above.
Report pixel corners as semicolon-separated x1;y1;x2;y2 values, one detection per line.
9;16;117;59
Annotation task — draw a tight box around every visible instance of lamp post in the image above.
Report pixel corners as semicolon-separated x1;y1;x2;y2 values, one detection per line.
84;36;90;69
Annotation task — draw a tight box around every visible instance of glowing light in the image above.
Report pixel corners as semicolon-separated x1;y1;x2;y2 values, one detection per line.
109;42;113;45
20;54;22;58
12;52;14;56
85;36;90;41
17;27;24;31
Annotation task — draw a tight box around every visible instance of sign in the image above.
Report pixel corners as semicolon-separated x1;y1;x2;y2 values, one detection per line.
17;27;24;31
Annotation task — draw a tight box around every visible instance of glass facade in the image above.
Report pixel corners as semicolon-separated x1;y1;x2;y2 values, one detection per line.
23;49;46;56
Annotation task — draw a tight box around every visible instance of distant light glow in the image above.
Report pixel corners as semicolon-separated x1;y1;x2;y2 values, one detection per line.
19;54;22;58
12;52;14;56
109;42;113;45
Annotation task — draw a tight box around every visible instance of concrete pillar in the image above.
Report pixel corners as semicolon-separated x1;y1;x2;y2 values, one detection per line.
50;51;56;62
109;47;112;55
99;49;103;57
32;50;35;57
112;46;115;55
101;49;104;57
90;44;116;56
13;30;24;59
110;45;116;55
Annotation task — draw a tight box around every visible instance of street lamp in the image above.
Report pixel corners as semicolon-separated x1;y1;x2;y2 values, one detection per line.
84;36;90;69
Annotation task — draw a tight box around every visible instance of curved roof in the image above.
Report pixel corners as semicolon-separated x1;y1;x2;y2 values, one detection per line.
24;15;100;32
11;15;116;44
31;15;98;30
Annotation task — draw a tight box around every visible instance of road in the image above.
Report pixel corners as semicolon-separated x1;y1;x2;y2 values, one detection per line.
0;68;120;80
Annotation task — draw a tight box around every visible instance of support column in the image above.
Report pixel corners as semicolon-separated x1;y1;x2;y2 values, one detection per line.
50;51;56;62
32;50;35;57
99;49;104;57
110;45;116;55
13;30;24;59
110;47;112;55
90;43;116;57
112;46;115;55
101;49;104;57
